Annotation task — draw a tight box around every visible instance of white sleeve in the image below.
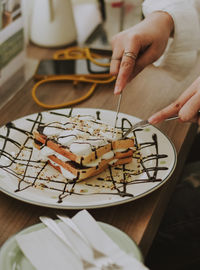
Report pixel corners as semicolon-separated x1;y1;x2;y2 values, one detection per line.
142;0;200;80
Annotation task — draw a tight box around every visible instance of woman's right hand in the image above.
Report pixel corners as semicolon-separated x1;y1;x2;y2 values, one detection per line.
110;11;174;94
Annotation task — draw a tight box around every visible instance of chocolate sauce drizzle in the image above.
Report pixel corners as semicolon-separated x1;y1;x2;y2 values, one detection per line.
0;109;169;204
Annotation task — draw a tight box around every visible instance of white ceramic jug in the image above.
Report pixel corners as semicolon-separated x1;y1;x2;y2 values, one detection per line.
30;0;77;47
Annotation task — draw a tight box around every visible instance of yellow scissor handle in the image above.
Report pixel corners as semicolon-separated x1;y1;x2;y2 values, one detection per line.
32;75;116;109
54;47;110;67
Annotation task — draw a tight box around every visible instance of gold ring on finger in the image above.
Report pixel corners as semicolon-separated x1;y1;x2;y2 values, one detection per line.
123;51;137;60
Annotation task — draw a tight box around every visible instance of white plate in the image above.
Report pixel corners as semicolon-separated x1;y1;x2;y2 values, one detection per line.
0;108;177;209
0;221;143;270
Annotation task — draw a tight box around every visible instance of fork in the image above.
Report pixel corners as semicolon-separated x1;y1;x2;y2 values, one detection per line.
40;216;121;270
122;120;149;138
57;214;122;270
122;114;181;138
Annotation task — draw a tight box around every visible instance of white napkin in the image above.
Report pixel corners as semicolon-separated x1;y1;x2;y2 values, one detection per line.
16;210;149;270
16;225;84;270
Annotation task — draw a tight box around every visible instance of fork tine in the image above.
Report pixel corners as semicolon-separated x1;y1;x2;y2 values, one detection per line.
39;216;80;257
122;120;149;138
40;216;94;269
57;214;89;244
57;215;108;257
57;215;122;270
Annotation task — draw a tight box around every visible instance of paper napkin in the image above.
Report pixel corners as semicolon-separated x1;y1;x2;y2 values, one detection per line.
16;225;84;270
16;210;149;270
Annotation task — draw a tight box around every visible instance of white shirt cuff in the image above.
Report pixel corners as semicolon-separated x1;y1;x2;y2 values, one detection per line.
142;0;200;79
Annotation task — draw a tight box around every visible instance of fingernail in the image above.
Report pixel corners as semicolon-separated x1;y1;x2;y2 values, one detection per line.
114;86;121;95
148;115;158;124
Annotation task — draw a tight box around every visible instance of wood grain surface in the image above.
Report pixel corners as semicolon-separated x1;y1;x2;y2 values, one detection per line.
0;44;199;257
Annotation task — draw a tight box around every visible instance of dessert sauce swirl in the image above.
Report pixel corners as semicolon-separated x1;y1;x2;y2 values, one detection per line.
0;109;168;204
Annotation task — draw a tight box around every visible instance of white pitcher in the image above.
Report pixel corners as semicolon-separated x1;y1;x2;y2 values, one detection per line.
30;0;77;47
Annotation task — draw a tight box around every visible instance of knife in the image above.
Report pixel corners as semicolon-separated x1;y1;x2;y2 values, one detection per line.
113;92;122;136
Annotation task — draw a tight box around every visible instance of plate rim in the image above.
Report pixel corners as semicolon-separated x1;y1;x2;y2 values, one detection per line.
0;107;177;209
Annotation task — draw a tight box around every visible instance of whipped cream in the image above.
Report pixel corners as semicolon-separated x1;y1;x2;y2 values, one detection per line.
63;123;74;129
70;142;92;156
99;130;122;141
109;159;118;165
81;137;107;148
32;146;54;162
43;123;64;137
60;166;77;180
33;146;70;163
84;158;101;167
102;151;114;160
50;160;76;180
40;115;125;157
114;148;127;153
57;130;77;146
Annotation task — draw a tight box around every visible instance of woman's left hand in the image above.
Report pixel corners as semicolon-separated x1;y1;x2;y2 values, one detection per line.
148;76;200;125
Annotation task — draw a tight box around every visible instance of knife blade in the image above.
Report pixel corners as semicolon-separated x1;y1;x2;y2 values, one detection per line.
113;92;122;137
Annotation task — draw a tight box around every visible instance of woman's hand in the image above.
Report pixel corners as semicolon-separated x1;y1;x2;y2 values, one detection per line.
110;11;174;94
148;76;200;125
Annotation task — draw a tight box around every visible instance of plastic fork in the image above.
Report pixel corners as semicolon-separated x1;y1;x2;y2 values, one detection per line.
57;214;122;270
40;216;122;270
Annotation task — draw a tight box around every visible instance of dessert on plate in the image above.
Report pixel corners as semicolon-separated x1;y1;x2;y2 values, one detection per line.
33;115;134;182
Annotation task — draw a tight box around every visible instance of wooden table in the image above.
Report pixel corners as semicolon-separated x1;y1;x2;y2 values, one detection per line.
0;44;200;259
